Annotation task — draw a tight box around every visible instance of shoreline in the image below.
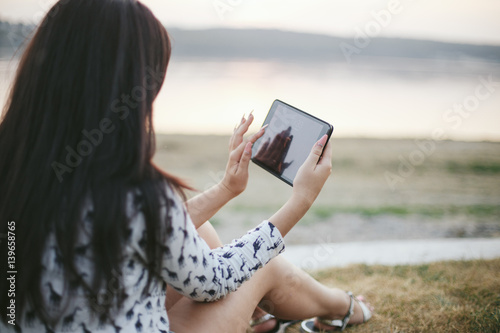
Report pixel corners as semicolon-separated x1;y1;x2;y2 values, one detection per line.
157;133;500;144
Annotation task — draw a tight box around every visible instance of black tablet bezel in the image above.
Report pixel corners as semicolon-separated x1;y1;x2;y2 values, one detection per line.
251;99;333;186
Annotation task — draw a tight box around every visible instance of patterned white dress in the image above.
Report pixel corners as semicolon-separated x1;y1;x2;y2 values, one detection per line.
1;184;285;332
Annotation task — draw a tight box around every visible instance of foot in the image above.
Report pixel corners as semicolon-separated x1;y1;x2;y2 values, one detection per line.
301;292;374;332
250;307;279;333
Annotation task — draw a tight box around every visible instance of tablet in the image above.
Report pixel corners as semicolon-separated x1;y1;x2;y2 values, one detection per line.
251;100;333;186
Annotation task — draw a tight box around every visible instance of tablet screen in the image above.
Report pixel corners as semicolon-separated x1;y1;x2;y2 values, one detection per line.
251;100;333;186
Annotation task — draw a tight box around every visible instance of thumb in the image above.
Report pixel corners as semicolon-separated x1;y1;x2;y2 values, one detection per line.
304;135;328;167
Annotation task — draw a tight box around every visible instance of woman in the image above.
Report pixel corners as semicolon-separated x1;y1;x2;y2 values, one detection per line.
0;0;372;332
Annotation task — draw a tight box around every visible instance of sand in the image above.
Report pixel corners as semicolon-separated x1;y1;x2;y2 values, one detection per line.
153;135;500;245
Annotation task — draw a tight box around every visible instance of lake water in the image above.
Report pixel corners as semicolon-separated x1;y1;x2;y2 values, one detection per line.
1;54;499;141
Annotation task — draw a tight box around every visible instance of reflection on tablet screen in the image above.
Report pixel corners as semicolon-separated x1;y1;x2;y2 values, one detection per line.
253;103;325;184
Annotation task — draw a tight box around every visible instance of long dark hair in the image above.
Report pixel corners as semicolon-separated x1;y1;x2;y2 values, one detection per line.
0;0;189;325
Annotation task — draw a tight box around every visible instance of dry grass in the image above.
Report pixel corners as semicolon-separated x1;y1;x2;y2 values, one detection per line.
285;259;500;333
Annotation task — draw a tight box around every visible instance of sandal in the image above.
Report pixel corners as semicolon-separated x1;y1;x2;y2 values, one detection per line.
300;291;372;332
250;313;280;333
249;313;299;333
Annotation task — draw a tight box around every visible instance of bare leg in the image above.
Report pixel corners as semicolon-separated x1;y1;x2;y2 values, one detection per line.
168;255;367;333
196;220;224;248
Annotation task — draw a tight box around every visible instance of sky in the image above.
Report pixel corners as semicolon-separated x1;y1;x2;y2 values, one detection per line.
1;0;500;45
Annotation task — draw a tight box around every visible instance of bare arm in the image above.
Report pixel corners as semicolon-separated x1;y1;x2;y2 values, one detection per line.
269;135;332;237
185;183;237;228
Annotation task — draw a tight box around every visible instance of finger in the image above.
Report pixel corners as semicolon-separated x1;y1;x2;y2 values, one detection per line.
247;124;268;144
304;134;328;167
235;111;254;136
229;140;247;165
317;139;332;166
230;112;254;150
238;142;253;173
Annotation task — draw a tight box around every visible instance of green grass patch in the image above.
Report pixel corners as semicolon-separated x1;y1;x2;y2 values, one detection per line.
284;259;500;333
306;204;500;220
447;161;500;175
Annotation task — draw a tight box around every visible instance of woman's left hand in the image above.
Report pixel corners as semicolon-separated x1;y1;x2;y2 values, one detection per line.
220;112;266;197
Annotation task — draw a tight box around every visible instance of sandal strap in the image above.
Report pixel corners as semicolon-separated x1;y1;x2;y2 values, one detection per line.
250;313;276;327
356;297;372;322
317;291;355;331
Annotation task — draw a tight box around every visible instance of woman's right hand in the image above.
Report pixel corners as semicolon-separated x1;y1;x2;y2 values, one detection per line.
268;135;332;237
292;135;332;207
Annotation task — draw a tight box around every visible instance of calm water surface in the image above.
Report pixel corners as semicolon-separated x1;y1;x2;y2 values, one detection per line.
1;55;499;141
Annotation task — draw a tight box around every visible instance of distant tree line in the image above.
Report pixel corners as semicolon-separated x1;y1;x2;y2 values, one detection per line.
1;19;499;63
0;20;36;53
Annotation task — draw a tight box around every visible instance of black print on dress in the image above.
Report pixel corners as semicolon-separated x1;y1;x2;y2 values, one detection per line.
252;236;264;259
45;282;62;308
157;324;169;333
189;288;198;298
162;267;178;281
178;226;188;239
62;306;81;331
80;322;91;333
112;322;122;333
177;245;185;268
188;254;198;266
183;272;192;287
162;245;172;259
194;275;207;284
127;258;135;270
135;313;143;333
171;285;183;293
222;250;235;259
202;255;208;268
225;266;234;281
134;268;147;290
51;246;63;270
268;222;276;237
249;262;262;272
239;254;247;272
126;301;141;321
145;301;153;314
211;267;221;286
234;240;248;248
267;239;282;251
203;289;216;297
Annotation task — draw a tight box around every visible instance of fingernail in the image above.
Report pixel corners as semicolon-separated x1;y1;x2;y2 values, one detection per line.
241;113;246;123
260;124;269;131
317;134;327;147
249;110;254;117
244;142;252;154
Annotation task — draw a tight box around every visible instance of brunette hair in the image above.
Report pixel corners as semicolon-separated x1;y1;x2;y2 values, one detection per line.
0;0;189;325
